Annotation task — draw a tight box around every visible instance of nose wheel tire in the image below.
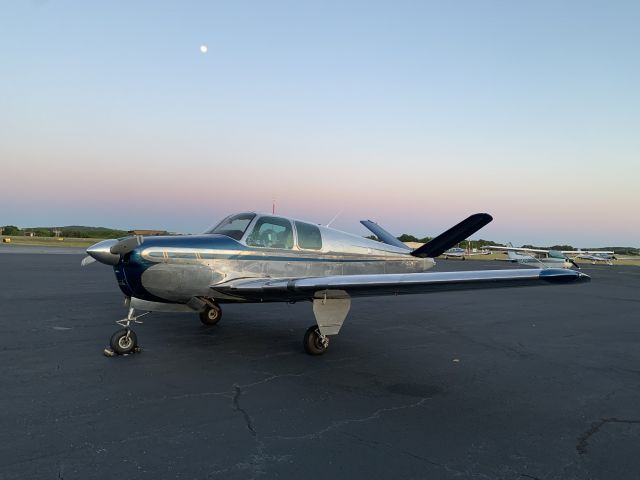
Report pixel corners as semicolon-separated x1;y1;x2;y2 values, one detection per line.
199;303;222;326
110;329;138;355
303;326;329;355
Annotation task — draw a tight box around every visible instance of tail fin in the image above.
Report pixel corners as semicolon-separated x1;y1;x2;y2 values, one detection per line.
411;213;493;258
360;220;410;250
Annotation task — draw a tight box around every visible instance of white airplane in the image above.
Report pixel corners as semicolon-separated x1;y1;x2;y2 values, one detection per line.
562;250;616;265
484;244;580;269
442;246;490;260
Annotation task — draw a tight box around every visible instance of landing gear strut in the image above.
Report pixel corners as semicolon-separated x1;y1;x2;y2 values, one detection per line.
303;326;329;355
304;290;350;356
199;302;222;326
105;306;148;356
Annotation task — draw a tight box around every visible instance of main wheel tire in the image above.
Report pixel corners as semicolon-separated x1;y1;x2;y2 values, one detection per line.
110;329;138;355
303;326;329;355
199;304;222;326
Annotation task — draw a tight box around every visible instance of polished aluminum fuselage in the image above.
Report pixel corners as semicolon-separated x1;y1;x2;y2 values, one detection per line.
109;213;434;304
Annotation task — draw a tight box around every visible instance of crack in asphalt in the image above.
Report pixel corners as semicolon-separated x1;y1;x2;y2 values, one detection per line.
214;382;291;479
240;372;306;390
268;397;430;441
341;431;441;467
576;417;640;454
10;371;303;477
341;431;493;479
233;385;257;436
211;377;434;478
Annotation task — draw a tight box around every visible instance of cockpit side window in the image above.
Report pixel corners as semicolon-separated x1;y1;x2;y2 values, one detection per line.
295;221;322;250
246;216;294;249
205;213;256;240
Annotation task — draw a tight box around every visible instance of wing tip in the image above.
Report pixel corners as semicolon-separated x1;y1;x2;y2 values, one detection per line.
539;268;591;284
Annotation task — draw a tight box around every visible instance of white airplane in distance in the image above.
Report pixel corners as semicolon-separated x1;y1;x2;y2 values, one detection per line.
442;247;490;260
484;244;580;269
562;250;616;265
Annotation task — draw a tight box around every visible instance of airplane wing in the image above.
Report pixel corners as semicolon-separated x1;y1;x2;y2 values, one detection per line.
561;250;614;255
484;245;549;254
210;268;589;302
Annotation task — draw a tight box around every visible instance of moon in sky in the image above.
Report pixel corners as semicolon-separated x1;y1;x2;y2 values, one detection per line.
200;45;208;54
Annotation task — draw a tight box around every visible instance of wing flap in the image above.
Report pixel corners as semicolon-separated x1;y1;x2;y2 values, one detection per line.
485;245;549;254
211;268;589;302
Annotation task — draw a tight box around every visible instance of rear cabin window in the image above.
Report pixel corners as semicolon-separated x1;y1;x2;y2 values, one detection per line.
295;221;322;250
246;216;294;249
206;213;256;240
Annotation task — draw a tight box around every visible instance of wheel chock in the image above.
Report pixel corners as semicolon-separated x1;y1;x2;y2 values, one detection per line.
103;346;142;357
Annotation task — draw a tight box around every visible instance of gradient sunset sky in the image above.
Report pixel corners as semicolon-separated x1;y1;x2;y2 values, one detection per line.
2;1;638;246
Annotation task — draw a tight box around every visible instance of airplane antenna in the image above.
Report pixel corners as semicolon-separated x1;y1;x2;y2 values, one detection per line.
326;210;342;228
272;198;275;215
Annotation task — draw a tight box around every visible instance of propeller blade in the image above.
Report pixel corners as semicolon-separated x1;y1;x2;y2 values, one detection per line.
569;259;581;270
81;255;97;267
110;235;144;256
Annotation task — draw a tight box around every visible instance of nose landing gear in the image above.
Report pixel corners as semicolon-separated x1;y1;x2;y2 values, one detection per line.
110;328;138;355
104;306;149;357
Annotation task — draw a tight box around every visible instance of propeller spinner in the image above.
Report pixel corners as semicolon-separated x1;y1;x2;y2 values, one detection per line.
81;236;143;266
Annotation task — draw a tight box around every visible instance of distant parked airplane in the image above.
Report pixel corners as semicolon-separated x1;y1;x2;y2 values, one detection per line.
442;246;490;260
484;244;580;269
562;250;616;265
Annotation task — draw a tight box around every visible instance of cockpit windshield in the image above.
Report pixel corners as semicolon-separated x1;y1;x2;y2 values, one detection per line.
548;250;567;260
205;213;256;240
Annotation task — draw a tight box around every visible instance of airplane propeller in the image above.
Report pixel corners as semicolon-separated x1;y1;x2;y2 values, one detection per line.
81;235;144;266
81;255;97;267
110;235;144;256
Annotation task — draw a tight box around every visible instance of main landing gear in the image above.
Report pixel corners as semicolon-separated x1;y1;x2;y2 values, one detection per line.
303;326;330;355
199;302;222;326
302;290;351;356
104;306;149;357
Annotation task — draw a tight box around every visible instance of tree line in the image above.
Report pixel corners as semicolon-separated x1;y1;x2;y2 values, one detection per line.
3;224;637;255
367;233;638;255
1;225;129;239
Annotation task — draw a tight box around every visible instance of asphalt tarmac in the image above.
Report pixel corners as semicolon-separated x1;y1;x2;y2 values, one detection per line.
1;251;639;479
